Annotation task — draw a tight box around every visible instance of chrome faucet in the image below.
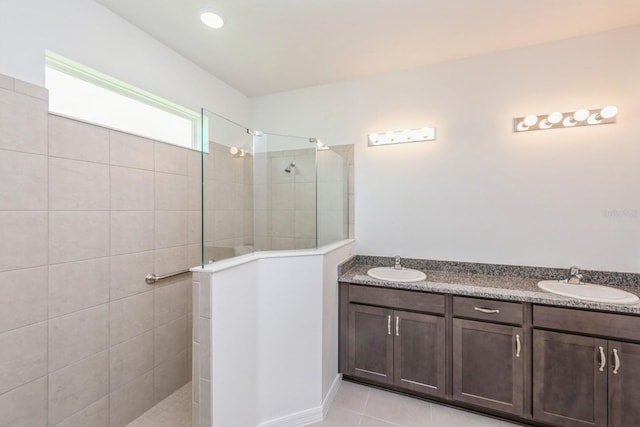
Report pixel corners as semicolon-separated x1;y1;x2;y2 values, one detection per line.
567;266;583;284
394;255;402;270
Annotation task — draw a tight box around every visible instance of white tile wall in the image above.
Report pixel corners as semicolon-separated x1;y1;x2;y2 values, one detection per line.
0;378;48;427
110;167;154;210
0;75;194;427
0;211;48;272
109;292;154;346
49;157;110;210
0;322;47;394
48;258;110;318
48;351;110;425
49;211;110;263
48;304;109;372
49;115;110;164
0;149;48;210
0;267;47;333
0;86;48;155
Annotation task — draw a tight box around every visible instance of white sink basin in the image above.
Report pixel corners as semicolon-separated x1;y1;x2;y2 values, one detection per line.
537;280;639;305
367;267;426;282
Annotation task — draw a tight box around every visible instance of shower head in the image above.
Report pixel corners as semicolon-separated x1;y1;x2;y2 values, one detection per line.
284;161;296;173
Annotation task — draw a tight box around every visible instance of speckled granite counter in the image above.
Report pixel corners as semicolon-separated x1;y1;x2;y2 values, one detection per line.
339;256;640;315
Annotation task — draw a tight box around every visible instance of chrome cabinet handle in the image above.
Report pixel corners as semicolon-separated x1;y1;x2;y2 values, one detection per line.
474;307;500;314
598;346;606;372
387;315;391;335
613;349;620;375
515;334;521;358
395;316;400;337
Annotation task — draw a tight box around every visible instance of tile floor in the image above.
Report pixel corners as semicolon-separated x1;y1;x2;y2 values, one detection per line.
311;380;525;427
125;379;525;427
126;382;192;427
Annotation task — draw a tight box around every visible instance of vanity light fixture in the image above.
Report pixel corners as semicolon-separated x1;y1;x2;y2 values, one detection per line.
368;127;436;146
200;9;225;29
514;106;617;132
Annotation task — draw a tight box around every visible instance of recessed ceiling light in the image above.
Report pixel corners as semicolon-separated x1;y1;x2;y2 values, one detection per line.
200;9;224;29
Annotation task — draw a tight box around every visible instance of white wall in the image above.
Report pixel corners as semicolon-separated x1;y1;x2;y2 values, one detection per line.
204;241;355;426
322;242;356;398
210;261;260;426
0;0;249;124
250;26;640;273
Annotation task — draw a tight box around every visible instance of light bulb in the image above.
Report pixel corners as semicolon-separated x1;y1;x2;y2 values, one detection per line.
562;117;577;127
587;114;602;125
385;131;394;142
523;115;538;127
200;11;225;29
516;121;530;132
539;120;552;129
229;146;239;155
572;109;590;122
599;105;618;119
368;133;378;143
547;112;563;124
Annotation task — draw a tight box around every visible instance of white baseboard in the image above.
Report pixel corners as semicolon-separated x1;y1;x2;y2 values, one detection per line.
257;406;323;427
322;374;342;419
257;374;343;427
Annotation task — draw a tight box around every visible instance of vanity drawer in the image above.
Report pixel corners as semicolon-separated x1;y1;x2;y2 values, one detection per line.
349;284;445;314
453;296;523;325
533;305;640;342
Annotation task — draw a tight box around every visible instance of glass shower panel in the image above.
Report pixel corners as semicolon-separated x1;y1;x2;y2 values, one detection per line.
201;109;253;266
253;133;317;251
317;145;352;247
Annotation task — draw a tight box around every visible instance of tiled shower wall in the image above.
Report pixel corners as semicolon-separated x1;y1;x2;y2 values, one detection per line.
253;146;354;251
254;148;319;251
202;141;253;263
0;74;197;427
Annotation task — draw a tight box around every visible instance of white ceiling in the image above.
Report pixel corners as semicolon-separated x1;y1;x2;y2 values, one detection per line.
95;0;640;97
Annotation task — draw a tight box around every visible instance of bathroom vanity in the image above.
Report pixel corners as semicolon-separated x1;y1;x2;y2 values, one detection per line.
338;258;640;427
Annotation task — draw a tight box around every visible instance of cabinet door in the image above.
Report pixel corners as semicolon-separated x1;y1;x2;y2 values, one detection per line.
347;303;394;384
452;319;524;416
393;310;446;397
533;330;607;427
608;341;640;427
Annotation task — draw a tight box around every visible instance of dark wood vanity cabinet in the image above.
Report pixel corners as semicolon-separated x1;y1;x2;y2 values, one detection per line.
533;306;640;427
343;284;446;398
452;297;526;417
453;319;524;416
339;282;640;427
608;341;640;426
532;330;608;427
393;310;446;396
347;304;394;384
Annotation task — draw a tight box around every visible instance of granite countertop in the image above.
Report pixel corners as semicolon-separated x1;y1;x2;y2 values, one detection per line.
339;261;640;315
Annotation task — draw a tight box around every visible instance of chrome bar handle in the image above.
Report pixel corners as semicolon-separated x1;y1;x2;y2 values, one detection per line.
613;349;620;374
515;334;521;358
395;316;400;337
474;307;500;314
598;346;606;372
387;315;391;335
145;269;190;285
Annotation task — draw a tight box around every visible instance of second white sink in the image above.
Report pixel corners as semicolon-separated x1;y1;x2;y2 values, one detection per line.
537;280;639;305
367;267;426;282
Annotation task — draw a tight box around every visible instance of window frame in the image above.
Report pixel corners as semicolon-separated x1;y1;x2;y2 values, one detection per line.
45;50;203;150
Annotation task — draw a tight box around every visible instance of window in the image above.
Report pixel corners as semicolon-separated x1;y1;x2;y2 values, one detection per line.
45;51;201;149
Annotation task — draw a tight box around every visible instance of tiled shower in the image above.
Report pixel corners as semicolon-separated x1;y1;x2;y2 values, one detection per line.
0;74;193;427
0;75;353;427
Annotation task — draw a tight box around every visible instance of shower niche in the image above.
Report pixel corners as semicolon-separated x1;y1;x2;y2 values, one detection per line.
200;109;352;265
